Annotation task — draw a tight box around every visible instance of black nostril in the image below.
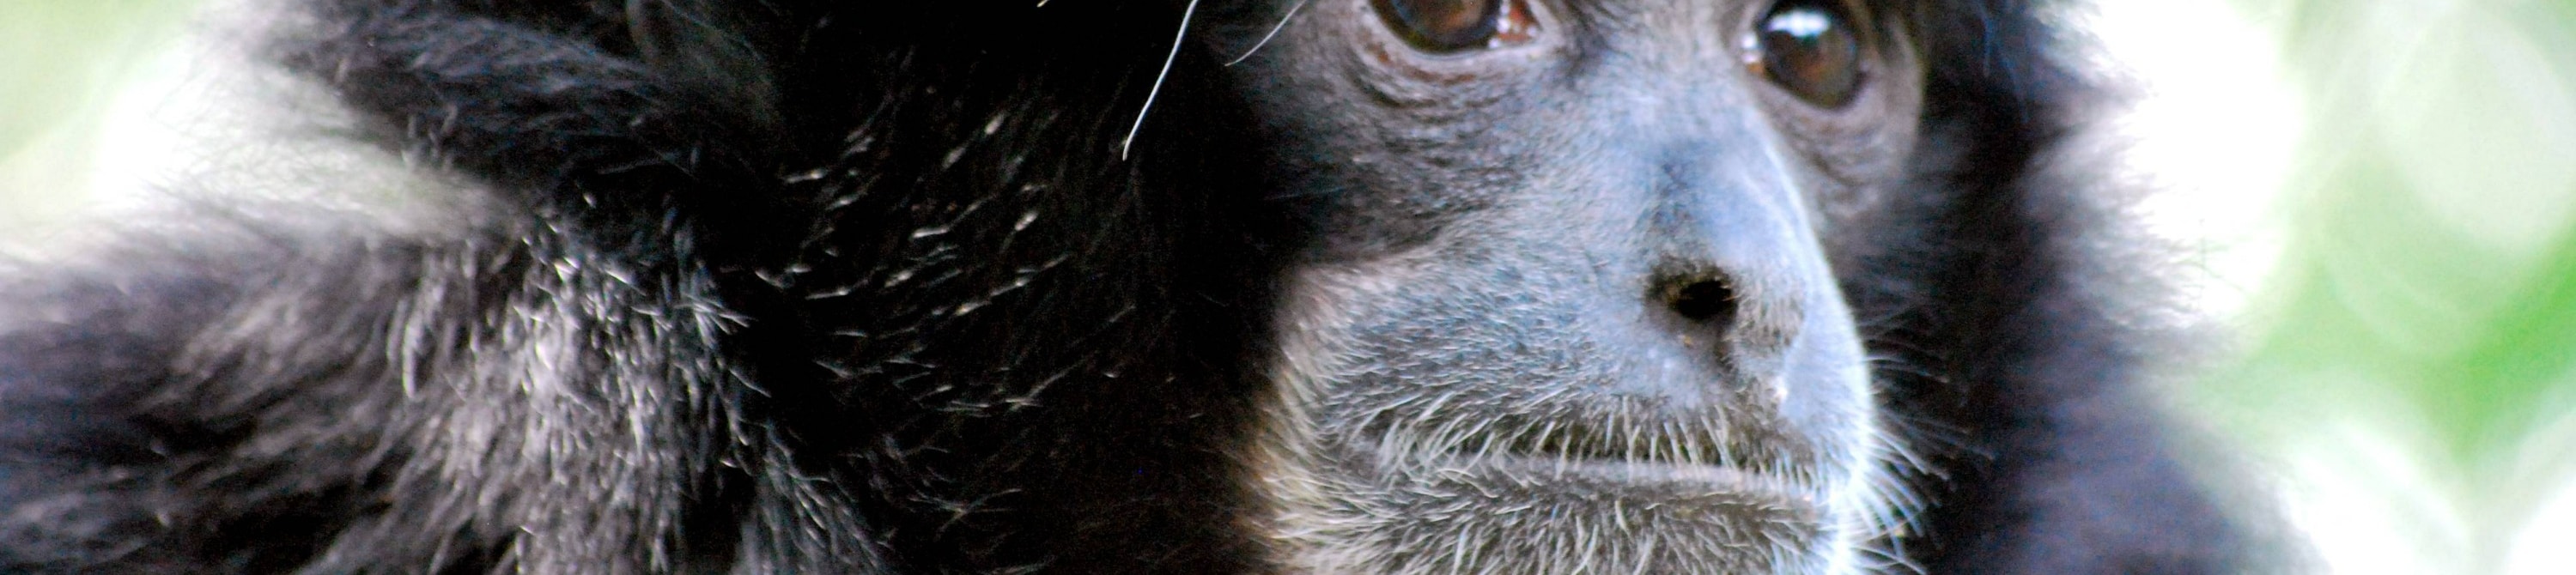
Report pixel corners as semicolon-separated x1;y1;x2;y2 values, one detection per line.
1667;278;1738;326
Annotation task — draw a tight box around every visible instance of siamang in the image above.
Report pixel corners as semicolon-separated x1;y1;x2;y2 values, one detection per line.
0;0;2263;572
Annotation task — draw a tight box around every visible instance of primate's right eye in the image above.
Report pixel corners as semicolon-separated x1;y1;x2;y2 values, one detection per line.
1378;0;1537;53
1746;0;1868;108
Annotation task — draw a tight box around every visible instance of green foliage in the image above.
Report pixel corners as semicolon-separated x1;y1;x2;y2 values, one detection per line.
2207;0;2576;571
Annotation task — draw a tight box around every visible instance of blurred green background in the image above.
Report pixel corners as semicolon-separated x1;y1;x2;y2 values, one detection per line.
2184;0;2576;572
3;0;2574;572
0;0;194;238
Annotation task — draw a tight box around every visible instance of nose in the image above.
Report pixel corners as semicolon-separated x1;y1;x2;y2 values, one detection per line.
1662;273;1738;328
1649;262;1805;390
1638;144;1842;396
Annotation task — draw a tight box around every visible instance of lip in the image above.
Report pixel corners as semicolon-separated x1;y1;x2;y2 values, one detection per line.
1396;411;1823;481
1478;419;1736;467
1323;445;1840;541
1338;429;1829;511
1457;451;1823;505
1276;433;1843;574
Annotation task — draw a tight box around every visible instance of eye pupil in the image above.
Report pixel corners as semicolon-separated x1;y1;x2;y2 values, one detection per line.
1753;1;1863;107
1383;0;1504;52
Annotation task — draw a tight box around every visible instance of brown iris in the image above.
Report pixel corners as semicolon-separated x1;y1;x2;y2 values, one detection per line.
1750;0;1865;107
1379;0;1537;53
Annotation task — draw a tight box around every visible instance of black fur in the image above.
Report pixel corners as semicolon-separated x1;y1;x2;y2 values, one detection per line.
0;0;2255;572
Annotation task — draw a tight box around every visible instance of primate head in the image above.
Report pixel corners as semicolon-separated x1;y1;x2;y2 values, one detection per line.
0;0;2259;572
1224;0;1917;572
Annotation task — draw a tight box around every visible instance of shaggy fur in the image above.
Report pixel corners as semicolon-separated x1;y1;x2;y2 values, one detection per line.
0;0;2257;572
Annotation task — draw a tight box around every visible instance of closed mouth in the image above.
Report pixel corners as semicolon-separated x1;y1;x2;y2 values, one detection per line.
1473;419;1731;466
1350;415;1824;505
1475;445;1816;505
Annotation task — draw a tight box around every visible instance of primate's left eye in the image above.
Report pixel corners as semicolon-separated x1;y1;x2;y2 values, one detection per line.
1378;0;1538;53
1748;0;1866;107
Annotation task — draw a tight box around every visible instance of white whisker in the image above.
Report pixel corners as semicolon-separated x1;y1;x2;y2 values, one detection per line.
1121;0;1200;160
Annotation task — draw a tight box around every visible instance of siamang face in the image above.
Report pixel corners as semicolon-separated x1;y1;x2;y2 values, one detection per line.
1222;0;1924;571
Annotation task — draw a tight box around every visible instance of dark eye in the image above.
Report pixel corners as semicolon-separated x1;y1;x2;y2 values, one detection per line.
1748;0;1865;107
1379;0;1537;53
